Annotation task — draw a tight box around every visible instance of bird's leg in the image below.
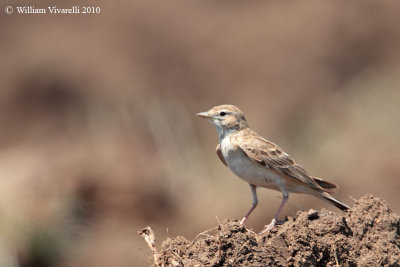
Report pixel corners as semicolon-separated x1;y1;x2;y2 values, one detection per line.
240;184;258;224
259;193;288;235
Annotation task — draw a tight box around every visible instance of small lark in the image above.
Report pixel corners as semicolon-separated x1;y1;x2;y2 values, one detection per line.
196;104;349;234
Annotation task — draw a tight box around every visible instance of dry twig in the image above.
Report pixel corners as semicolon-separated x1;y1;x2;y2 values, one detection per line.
232;239;250;264
138;227;161;267
332;244;340;267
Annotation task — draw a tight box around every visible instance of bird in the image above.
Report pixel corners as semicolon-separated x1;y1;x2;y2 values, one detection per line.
196;104;350;234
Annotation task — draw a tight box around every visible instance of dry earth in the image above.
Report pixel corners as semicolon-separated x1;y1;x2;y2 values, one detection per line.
141;194;400;266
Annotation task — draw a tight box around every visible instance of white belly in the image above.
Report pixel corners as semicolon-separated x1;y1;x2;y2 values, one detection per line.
220;136;284;191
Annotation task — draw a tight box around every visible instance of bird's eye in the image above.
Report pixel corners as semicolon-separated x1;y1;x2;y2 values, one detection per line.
220;111;226;116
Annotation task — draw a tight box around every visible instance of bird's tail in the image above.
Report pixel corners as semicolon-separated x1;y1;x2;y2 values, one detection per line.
311;176;338;194
319;191;350;211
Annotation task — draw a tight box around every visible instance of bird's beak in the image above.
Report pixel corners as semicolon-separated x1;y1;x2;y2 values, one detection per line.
196;111;211;119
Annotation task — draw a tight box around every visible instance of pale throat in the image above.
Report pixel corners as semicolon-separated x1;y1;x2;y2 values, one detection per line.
214;124;236;141
214;121;247;141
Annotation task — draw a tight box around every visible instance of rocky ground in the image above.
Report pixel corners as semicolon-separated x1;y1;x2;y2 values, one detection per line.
141;195;400;266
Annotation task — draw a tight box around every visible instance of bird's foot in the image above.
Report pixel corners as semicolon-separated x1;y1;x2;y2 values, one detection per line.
274;219;286;225
258;218;286;235
258;218;276;235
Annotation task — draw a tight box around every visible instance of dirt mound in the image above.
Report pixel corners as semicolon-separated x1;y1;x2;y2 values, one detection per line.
141;195;400;266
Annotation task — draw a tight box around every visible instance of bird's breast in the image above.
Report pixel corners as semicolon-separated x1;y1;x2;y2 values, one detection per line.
220;135;252;167
220;136;235;157
219;135;284;189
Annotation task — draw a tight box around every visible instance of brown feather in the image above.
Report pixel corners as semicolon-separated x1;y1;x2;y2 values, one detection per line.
216;144;227;166
231;129;325;191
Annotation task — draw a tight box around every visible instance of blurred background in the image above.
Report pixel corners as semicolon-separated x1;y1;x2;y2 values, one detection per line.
1;0;400;266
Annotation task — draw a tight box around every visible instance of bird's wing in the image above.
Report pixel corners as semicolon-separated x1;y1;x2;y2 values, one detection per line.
216;143;227;166
231;130;323;191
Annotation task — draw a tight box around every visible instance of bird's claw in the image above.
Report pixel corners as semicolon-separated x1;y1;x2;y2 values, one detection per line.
258;218;286;235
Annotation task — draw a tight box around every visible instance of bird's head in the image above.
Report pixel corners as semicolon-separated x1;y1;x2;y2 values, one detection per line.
196;104;249;135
